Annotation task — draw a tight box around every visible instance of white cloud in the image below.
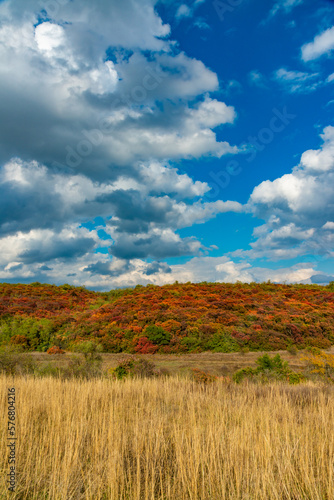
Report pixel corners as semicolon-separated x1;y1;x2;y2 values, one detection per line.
176;4;192;19
266;0;303;20
35;22;65;52
302;25;334;62
0;9;237;175
274;68;321;93
0;158;242;264
243;126;334;260
0;247;320;289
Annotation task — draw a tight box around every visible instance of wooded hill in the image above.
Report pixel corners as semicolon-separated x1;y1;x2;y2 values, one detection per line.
0;282;333;353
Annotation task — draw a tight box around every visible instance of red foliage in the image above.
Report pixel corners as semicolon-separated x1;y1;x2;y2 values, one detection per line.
47;346;65;355
10;335;29;347
134;337;158;354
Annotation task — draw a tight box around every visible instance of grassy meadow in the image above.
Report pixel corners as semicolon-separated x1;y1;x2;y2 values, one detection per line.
1;370;334;499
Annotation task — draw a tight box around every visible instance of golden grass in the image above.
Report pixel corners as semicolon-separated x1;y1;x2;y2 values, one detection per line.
1;375;334;499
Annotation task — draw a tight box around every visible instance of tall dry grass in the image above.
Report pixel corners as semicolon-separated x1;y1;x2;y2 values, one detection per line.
1;375;334;499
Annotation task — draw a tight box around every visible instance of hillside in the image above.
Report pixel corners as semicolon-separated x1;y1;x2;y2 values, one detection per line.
0;282;334;353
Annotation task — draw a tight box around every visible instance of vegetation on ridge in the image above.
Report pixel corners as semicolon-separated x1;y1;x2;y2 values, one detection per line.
0;281;333;353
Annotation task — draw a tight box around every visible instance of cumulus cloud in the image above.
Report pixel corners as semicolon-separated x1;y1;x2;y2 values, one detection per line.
0;1;238;178
242;126;334;260
0;0;239;277
1;0;327;288
0;249;320;290
144;262;172;275
0;158;242;264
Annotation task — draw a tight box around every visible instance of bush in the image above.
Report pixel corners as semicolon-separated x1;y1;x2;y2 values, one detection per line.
287;345;298;355
0;346;37;376
233;354;303;385
0;317;56;351
191;369;217;384
47;346;65;355
206;331;240;353
144;325;172;346
134;337;158;354
110;357;160;380
70;341;103;361
180;337;201;352
63;354;103;379
112;359;134;380
302;350;334;382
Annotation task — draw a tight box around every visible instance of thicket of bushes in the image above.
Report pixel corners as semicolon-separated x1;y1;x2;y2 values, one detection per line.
1;281;333;353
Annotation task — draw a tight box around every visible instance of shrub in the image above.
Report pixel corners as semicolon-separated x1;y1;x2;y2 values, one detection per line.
287;345;298;355
0;346;37;376
10;335;29;349
112;359;135;380
71;341;103;361
287;372;305;385
63;354;103;379
37;363;62;378
110;357;160;380
233;354;303;385
191;369;217;384
206;331;240;353
180;337;201;351
144;325;172;346
302;350;334;382
47;346;65;355
134;337;158;354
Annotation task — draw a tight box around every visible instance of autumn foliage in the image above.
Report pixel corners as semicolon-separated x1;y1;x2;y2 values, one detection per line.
47;346;65;355
0;281;333;353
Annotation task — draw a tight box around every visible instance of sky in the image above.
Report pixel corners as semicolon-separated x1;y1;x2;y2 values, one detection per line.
0;0;333;290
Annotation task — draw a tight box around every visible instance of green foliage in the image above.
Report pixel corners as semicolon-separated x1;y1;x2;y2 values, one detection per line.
180;337;201;351
70;341;103;360
256;353;288;372
233;354;303;384
206;331;240;353
0;317;55;351
233;366;257;384
144;325;171;345
113;359;134;380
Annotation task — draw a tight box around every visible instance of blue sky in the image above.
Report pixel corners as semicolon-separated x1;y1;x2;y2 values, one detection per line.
0;0;333;289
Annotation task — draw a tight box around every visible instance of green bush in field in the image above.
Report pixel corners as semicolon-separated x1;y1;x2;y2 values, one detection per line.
233;353;304;384
70;341;103;360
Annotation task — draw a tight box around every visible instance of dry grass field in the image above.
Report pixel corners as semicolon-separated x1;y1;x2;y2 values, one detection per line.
28;348;318;377
1;373;334;499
